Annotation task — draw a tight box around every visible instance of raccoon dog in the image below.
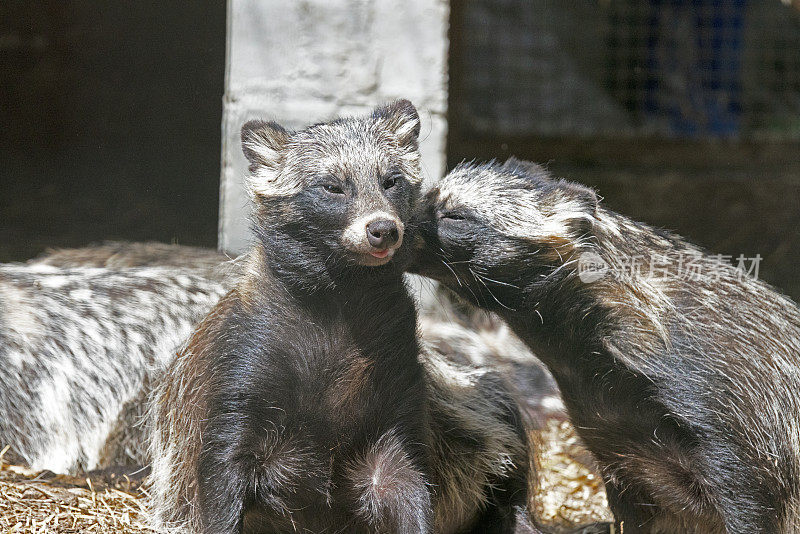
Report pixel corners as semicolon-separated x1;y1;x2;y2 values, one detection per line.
148;104;531;534
0;263;226;472
411;158;800;533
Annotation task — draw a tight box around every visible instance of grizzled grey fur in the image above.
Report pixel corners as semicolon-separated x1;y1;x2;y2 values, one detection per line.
29;241;231;274
0;261;229;473
412;157;800;533
419;285;563;428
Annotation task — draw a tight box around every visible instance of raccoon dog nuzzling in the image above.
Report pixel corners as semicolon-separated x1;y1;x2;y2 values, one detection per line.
148;103;532;534
411;158;800;533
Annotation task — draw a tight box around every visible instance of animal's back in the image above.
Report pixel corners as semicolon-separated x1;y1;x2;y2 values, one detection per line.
0;263;227;472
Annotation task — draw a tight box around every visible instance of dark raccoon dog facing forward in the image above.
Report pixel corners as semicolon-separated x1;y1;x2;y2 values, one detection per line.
411;158;800;533
148;103;531;534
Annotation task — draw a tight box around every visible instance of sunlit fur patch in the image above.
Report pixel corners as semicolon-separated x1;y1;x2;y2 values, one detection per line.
422;347;529;533
0;284;43;351
346;429;430;532
244;102;422;200
435;160;596;254
324;352;374;413
146;293;237;534
0;262;228;474
418;294;565;424
254;435;329;512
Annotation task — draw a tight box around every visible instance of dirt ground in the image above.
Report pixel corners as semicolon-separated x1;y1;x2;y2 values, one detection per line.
0;420;610;533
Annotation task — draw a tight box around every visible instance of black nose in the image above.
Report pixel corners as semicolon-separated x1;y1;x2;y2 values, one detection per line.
366;219;399;249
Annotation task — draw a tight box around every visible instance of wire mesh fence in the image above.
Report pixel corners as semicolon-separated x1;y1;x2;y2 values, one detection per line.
451;0;800;140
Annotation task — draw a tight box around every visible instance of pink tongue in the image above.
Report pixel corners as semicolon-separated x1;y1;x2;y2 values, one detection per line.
370;249;390;259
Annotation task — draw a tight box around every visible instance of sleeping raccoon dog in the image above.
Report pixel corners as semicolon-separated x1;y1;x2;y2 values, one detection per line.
0;261;228;473
411;157;800;533
147;102;533;534
29;240;232;274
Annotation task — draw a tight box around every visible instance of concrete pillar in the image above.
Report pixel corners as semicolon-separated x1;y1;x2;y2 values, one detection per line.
219;0;449;254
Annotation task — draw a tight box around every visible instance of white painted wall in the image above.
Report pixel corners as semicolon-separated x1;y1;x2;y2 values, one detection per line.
219;0;449;254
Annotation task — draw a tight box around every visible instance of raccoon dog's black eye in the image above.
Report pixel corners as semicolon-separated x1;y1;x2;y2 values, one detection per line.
382;174;399;190
439;211;465;222
322;184;344;195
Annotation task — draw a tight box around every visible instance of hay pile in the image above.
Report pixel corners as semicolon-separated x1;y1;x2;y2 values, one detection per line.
533;420;613;528
0;448;153;534
0;421;611;532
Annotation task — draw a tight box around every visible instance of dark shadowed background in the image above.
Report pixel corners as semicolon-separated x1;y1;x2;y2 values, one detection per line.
1;1;226;260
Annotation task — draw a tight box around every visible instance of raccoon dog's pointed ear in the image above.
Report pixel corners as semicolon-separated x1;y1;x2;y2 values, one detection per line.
241;120;295;197
561;180;599;216
554;179;599;238
241;120;290;173
373;99;421;146
502;157;547;176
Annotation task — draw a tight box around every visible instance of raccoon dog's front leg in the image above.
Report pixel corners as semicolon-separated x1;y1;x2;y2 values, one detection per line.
196;416;251;534
466;449;528;533
347;430;433;533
